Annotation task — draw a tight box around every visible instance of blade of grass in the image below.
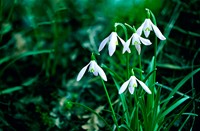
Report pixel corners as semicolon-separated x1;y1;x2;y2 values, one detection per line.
150;86;161;131
159;96;189;121
161;68;200;111
0;49;54;77
178;113;194;131
1;86;22;95
119;124;133;131
113;77;130;126
0;76;37;95
101;64;124;82
147;56;155;114
165;97;194;130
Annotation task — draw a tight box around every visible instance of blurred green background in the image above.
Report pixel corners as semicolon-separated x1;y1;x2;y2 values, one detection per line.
0;0;199;130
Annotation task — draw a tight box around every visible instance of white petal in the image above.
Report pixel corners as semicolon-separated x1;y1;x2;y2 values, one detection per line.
108;35;117;56
151;23;166;40
95;62;107;81
136;78;152;94
119;79;131;94
77;62;91;81
139;36;152;45
93;71;98;76
89;61;95;72
128;76;136;94
127;48;131;53
117;36;125;45
135;44;141;55
90;61;99;76
128;86;135;94
98;36;110;52
143;19;152;38
122;37;132;54
136;20;146;36
130;76;137;87
131;33;140;45
144;30;150;38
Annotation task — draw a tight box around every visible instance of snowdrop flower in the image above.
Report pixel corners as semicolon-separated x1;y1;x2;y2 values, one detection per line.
77;60;107;81
119;75;151;94
123;32;152;55
137;18;166;40
98;32;130;56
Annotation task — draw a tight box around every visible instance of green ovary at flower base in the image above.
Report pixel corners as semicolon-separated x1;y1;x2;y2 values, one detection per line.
123;32;152;55
77;60;107;81
136;18;166;40
119;75;152;95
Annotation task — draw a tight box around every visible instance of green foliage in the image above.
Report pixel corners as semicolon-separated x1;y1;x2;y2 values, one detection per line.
0;0;200;130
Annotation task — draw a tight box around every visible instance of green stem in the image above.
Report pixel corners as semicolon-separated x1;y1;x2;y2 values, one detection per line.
114;23;128;40
151;12;157;97
114;23;129;79
126;53;130;79
6;0;16;22
101;79;119;131
124;27;129;79
153;35;157;85
138;55;142;80
148;9;157;83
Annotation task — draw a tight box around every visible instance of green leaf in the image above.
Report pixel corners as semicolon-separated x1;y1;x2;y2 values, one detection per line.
0;49;54;76
119;124;133;131
165;97;194;130
1;86;22;95
113;77;130;126
0;23;12;35
161;68;200;110
101;64;124;82
0;76;37;95
159;96;189;120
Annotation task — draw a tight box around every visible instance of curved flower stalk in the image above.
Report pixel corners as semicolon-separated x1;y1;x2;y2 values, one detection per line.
98;32;130;56
137;18;166;40
77;60;107;81
123;32;152;55
119;75;151;94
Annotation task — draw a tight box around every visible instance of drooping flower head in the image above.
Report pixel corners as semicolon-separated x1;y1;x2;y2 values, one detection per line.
136;9;166;40
123;32;152;55
77;54;107;81
98;32;130;56
119;71;151;94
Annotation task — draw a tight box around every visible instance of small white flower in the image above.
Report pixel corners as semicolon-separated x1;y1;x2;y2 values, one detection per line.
77;60;107;81
98;32;130;56
137;18;166;40
119;76;151;94
123;33;152;55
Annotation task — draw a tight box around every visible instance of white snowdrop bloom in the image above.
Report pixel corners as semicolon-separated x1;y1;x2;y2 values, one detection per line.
119;76;151;94
77;60;107;81
98;32;130;56
137;18;166;40
123;32;152;55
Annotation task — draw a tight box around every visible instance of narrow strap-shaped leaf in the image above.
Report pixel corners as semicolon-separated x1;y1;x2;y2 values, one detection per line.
165;97;194;130
161;68;200;110
0;49;54;76
113;77;130;126
159;96;189;120
101;64;124;82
